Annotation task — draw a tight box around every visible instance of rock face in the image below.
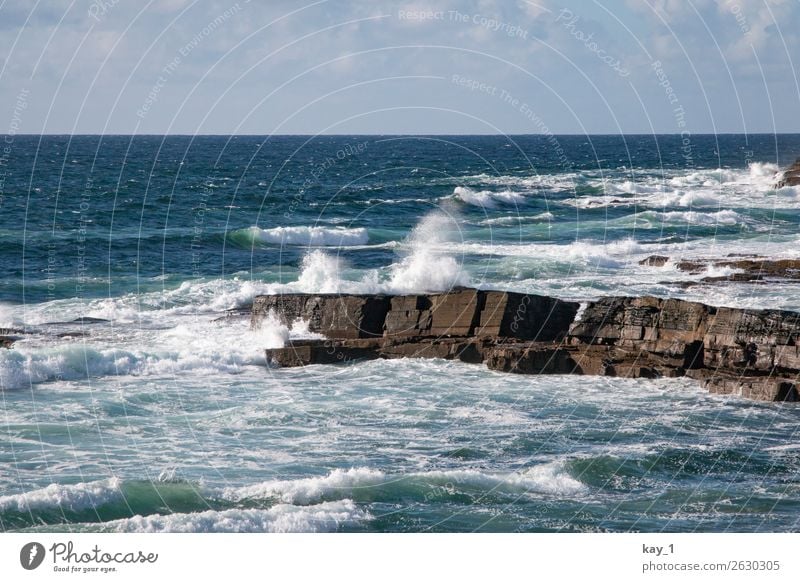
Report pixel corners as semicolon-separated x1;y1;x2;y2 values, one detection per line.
255;289;800;403
252;293;391;339
253;288;579;341
776;158;800;188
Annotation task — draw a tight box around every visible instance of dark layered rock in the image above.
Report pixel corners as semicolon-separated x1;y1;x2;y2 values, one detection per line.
482;343;579;375
639;255;670;267
252;293;391;339
476;291;578;341
257;288;800;403
776;158;800;188
640;254;800;287
1;327;27;349
213;306;253;323
266;336;487;367
253;288;579;341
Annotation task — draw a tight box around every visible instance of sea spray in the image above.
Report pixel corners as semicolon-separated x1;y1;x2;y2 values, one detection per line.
388;211;469;293
296;250;347;293
289;212;469;295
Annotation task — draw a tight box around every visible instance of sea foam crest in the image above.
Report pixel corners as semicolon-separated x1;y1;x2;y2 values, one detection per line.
231;225;369;247
453;186;524;208
225;463;585;505
105;500;368;533
0;478;123;513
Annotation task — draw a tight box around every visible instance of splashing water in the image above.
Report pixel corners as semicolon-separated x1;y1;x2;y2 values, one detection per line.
388;212;469;293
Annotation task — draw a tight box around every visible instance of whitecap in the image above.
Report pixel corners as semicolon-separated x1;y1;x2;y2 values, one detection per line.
453;186;524;208
0;478;123;513
105;500;368;533
231;225;369;247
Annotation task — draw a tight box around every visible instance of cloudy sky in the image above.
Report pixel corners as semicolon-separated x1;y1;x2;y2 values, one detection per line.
1;0;798;134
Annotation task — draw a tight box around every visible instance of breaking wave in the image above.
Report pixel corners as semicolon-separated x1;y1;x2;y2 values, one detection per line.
452;186;525;208
104;501;368;533
229;225;369;247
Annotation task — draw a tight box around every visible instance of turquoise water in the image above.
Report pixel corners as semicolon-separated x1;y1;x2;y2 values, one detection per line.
1;134;800;532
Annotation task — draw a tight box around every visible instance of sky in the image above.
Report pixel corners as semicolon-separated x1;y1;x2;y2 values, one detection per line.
1;0;798;135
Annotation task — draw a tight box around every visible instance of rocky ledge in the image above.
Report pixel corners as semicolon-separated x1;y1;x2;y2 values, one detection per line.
253;288;800;403
639;255;800;286
776;158;800;188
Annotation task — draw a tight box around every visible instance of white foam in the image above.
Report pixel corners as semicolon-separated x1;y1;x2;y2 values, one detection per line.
105;500;368;533
649;190;722;208
453;186;524;208
648;209;742;226
750;161;780;180
478;212;554;226
387;212;469;293
296;250;347;293
0;478;123;513
445;238;643;267
232;225;369;247
227;468;386;504
225;463;585;504
453;172;578;192
0;311;298;390
217;213;470;298
0;303;18;328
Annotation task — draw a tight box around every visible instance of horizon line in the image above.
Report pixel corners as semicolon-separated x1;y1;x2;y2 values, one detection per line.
5;132;800;137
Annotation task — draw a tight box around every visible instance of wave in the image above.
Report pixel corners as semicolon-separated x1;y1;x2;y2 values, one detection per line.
281;212;469;295
225;464;586;505
477;212;554;226
0;312;296;390
459;164;796;210
452;186;524;208
0;478;123;514
104;500;368;533
229;225;369;247
2;463;583;531
441;238;643;268
449;172;579;192
637;209;743;226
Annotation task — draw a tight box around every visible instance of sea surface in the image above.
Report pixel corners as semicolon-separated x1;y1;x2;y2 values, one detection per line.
2;134;800;532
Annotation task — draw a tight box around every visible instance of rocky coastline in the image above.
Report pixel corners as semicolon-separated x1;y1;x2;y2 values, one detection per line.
255;288;800;403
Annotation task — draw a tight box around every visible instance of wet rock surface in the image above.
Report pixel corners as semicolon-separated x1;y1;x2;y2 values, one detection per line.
776;158;800;188
638;254;800;286
256;289;800;402
1;327;29;348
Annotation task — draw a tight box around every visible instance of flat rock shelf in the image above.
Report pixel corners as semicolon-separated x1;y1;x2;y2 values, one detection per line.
254;288;800;403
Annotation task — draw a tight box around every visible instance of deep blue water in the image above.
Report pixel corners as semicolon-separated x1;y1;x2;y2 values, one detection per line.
3;134;800;302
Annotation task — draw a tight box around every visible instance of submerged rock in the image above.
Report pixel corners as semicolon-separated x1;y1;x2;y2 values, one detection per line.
1;326;30;348
256;289;800;403
639;255;670;267
47;317;111;325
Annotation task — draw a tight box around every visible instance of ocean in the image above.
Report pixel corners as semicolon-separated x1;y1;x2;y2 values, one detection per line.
1;134;800;532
